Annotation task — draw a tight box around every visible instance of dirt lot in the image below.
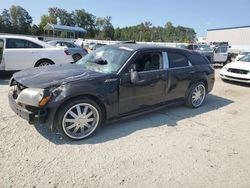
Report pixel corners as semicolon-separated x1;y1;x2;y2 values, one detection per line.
0;69;250;188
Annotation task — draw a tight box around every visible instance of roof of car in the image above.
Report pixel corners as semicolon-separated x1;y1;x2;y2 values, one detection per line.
0;34;36;40
0;34;54;48
109;43;194;53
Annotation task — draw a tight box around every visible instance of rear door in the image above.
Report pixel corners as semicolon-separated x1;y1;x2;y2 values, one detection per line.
4;38;42;70
165;50;195;100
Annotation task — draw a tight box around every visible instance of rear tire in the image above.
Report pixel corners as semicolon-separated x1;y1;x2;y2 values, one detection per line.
185;82;206;108
72;54;82;62
54;97;103;140
35;59;54;67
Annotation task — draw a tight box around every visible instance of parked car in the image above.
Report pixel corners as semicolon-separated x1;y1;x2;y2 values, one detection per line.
235;51;250;61
220;54;250;83
8;44;215;140
187;43;231;65
194;44;214;63
47;40;88;62
0;35;73;71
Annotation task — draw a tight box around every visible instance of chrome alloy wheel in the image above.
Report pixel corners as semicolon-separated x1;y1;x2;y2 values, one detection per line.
62;103;99;139
191;84;206;107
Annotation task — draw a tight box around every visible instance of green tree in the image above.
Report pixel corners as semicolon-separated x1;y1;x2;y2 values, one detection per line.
95;16;114;40
29;24;41;36
74;9;96;38
9;5;32;34
39;15;50;29
1;9;12;33
0;6;32;34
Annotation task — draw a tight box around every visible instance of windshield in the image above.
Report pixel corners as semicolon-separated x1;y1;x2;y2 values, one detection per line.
239;54;250;62
197;45;213;52
76;46;133;74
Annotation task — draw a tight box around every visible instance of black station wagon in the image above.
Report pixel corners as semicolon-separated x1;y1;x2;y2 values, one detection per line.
9;44;214;140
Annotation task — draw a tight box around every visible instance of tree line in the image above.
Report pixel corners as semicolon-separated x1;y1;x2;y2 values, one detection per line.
0;5;196;43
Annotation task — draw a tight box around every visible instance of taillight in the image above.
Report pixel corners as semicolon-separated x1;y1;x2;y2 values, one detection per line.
64;49;70;55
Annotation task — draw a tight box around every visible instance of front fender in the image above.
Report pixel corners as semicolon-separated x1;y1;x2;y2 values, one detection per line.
47;79;119;120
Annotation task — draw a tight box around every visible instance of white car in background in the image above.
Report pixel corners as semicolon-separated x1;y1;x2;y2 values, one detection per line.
220;54;250;83
235;51;250;61
0;35;73;71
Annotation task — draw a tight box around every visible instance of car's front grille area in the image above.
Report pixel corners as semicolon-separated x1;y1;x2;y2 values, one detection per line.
227;68;249;75
225;75;250;81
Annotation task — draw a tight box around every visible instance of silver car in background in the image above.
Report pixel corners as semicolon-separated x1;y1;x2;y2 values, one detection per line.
47;40;88;62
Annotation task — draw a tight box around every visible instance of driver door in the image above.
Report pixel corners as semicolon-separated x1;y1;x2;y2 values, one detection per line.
214;46;228;62
119;51;168;115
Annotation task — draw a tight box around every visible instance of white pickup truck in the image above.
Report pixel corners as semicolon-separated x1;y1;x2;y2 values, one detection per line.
0;35;74;71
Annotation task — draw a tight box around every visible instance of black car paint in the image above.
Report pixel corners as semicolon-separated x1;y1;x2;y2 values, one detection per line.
9;44;215;129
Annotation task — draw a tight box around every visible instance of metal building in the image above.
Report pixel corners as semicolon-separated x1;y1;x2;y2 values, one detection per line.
206;26;250;52
43;23;86;40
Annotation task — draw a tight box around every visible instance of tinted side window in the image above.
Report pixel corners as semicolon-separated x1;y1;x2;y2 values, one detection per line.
168;52;189;68
125;52;162;73
189;54;208;65
219;46;227;53
6;39;42;49
64;42;75;48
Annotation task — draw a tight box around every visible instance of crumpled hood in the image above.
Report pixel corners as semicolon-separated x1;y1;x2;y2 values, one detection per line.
12;64;105;88
227;61;250;70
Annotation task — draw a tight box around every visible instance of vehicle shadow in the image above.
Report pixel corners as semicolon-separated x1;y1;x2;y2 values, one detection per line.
34;94;234;145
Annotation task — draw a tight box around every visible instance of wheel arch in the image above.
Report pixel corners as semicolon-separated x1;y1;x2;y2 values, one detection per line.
186;78;208;98
53;94;107;126
35;58;55;67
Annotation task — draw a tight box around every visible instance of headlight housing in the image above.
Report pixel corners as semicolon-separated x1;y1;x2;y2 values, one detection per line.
16;88;49;107
15;84;66;107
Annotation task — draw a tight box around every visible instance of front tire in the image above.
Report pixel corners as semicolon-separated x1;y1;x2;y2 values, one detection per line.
185;82;206;108
54;98;103;140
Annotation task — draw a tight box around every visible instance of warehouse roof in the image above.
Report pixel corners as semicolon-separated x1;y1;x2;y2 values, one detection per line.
208;25;250;31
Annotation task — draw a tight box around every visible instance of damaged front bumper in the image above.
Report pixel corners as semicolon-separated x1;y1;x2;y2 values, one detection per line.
8;89;48;124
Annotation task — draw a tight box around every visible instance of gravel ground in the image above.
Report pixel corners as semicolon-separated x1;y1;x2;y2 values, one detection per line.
0;68;250;188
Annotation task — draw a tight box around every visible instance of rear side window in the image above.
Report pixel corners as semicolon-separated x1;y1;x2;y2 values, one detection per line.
63;42;75;48
6;39;42;49
168;52;189;68
189;54;209;65
219;46;227;53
